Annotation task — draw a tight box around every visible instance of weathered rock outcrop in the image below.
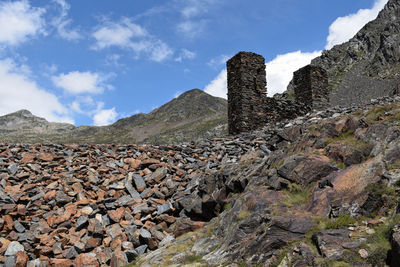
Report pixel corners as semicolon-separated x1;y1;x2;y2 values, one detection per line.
133;95;400;266
310;0;400;106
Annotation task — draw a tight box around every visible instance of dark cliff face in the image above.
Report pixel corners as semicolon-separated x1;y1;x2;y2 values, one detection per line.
313;0;400;79
283;0;400;107
309;0;400;106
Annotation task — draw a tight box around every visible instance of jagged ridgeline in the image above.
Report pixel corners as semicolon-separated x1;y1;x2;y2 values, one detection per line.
0;89;227;144
287;0;400;106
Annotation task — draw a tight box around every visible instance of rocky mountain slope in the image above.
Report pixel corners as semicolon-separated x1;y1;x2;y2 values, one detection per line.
132;95;400;267
0;95;400;266
0;89;227;145
285;0;400;107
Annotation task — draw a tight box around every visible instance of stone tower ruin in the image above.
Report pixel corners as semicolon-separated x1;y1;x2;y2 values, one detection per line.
293;65;329;110
227;51;330;135
227;52;267;135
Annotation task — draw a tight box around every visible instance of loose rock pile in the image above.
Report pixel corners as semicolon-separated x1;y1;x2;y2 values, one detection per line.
0;137;271;266
1;95;400;266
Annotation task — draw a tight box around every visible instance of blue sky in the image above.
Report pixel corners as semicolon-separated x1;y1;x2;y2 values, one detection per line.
0;0;388;126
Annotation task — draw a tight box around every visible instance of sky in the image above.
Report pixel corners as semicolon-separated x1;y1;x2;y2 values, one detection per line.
0;0;389;126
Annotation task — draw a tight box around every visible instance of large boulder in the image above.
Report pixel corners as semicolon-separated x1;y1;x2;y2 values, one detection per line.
312;229;350;260
278;154;337;186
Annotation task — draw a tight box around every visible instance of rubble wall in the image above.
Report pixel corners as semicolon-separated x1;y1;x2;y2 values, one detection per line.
227;52;267;135
294;65;329;110
227;52;323;134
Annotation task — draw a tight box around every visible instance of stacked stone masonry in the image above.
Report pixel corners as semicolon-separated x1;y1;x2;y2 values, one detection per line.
293;65;329;110
227;51;329;135
227;52;267;135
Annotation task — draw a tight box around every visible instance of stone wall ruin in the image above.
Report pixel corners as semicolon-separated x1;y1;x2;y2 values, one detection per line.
294;65;329;110
227;52;267;135
227;51;329;135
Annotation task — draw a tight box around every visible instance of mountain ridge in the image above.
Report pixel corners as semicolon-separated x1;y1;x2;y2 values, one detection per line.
310;0;400;106
0;89;228;144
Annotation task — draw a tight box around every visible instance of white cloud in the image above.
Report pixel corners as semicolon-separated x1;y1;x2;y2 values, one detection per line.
175;49;196;62
40;63;58;78
204;51;321;98
178;0;218;18
177;20;207;39
52;71;111;95
92;18;147;50
181;3;205;18
266;51;322;96
326;0;388;49
0;58;72;123
0;0;46;46
105;54;122;67
51;0;81;41
149;41;174;62
93;107;117;126
175;0;221;38
69;96;94;114
204;69;227;99
69;97;120;126
70;101;82;113
92;17;172;62
208;54;231;68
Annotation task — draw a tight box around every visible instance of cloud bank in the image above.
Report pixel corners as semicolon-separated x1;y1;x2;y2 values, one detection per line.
0;0;46;46
326;0;388;49
92;17;173;62
266;51;322;96
52;0;82;41
93;107;117;126
52;71;111;95
0;58;72;123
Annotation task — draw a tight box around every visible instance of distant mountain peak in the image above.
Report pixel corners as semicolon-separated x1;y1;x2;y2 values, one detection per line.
11;109;34;116
0;88;228;144
180;88;202;95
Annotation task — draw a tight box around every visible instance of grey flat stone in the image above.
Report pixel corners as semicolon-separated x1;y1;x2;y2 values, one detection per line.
157;202;172;215
135;245;148;256
5;241;24;256
139;228;151;239
133;174;146;191
125;180;142;200
14;220;25;233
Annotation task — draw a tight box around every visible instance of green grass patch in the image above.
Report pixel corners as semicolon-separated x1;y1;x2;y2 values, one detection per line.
308;124;322;137
330;159;347;169
307;215;356;239
361;215;400;265
180;254;208;265
365;105;392;121
325;214;356;229
387;159;400;170
365;182;396;198
237;210;252;221
282;183;313;207
325;130;369;152
365;103;400;122
329;261;352;267
224;202;231;211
